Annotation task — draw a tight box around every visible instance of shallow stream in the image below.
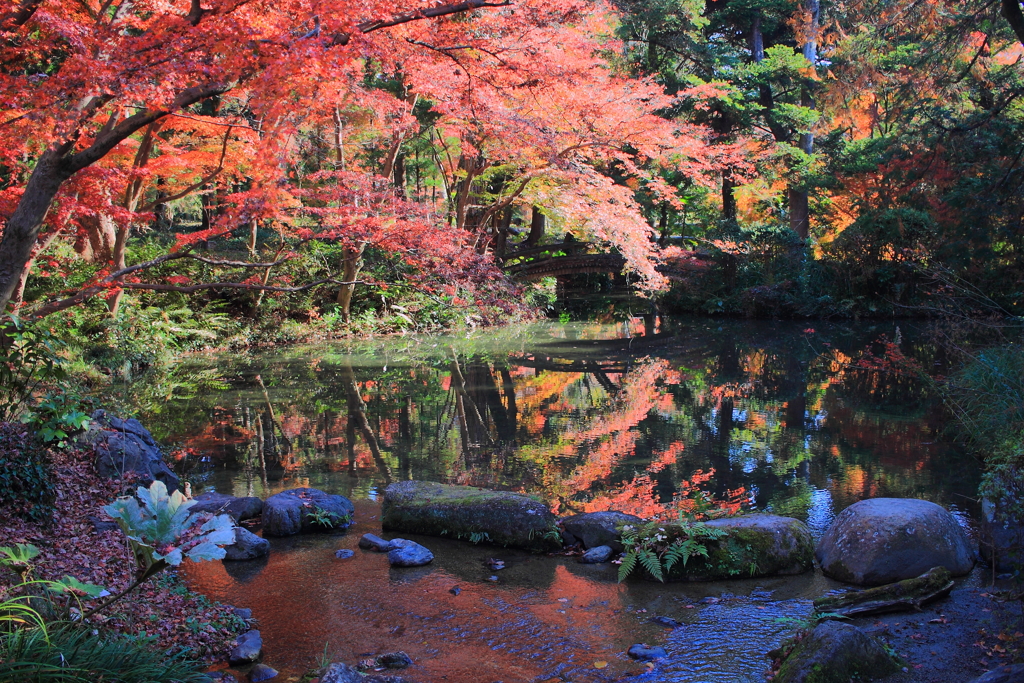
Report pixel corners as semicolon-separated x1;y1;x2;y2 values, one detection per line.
127;317;981;682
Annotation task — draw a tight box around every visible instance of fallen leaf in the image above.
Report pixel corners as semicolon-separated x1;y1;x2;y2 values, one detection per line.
593;661;608;669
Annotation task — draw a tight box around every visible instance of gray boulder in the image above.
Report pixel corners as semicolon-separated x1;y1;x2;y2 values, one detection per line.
248;663;277;682
223;527;270;561
816;498;975;586
775;621;901;683
190;492;263;522
580;545;614;564
381;480;560;551
970;664;1024;682
80;410;179;492
228;629;262;665
262;488;354;537
388;539;434;567
561;511;642;552
980;495;1024;574
359;533;394;552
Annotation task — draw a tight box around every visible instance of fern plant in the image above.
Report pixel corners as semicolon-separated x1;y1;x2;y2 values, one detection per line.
617;520;728;583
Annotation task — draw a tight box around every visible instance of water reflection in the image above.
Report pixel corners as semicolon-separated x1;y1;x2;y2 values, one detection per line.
138;318;978;527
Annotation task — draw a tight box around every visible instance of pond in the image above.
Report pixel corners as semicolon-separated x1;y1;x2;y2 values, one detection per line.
127;317;981;682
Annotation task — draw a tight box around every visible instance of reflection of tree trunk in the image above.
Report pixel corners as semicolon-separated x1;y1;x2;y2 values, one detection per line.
256;407;268;489
340;363;392;484
337;242;365;322
397;396;412;473
256;374;292;456
472;362;514;442
786;395;806;430
450;355;492;446
498;366;517;434
346;414;357;477
592;370;618;395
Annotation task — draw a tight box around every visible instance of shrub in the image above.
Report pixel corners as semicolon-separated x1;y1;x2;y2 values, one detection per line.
0;424;55;524
946;344;1024;447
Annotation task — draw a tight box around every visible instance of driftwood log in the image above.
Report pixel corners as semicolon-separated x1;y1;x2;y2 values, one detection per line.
814;566;955;619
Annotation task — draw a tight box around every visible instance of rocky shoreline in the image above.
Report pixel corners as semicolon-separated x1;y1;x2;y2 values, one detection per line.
72;412;1023;683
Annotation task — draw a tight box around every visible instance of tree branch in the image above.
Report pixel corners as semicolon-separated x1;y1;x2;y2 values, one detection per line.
1003;0;1024;47
331;0;510;45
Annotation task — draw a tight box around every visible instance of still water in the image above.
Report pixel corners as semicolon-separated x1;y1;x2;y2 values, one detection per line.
129;318;980;682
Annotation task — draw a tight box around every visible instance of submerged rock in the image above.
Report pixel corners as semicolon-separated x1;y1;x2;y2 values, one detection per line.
262;488;354;537
775;621;901;683
335;549;355;559
561;511;642;552
387;539;434;567
970;664;1024;682
232;607;253;620
80;410;180;493
190;492;263;522
816;498;975;586
223;528;270;561
321;662;413;683
580;545;614;564
228;629;262;665
248;663;278;682
381;480;560;551
627;644;668;661
373;652;413;669
359;533;394;552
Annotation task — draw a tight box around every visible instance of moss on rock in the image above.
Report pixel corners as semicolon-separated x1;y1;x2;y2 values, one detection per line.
651;515;813;582
381;481;561;552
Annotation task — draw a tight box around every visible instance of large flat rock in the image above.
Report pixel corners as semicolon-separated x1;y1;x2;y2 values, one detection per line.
816;498;975;586
381;480;560;551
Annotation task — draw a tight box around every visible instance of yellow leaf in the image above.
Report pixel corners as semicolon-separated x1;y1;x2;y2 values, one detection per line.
594;661;608;669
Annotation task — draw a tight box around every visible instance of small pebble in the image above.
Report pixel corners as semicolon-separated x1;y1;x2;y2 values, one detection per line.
450;586;462;595
335;549;355;559
486;575;499;582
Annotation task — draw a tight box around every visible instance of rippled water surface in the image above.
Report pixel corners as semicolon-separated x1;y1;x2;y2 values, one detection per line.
128;317;980;681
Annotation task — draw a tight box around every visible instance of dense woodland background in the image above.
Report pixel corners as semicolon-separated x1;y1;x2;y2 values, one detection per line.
0;0;1023;351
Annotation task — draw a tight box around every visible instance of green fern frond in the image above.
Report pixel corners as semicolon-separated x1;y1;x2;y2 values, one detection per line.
638;548;664;582
617;550;638;582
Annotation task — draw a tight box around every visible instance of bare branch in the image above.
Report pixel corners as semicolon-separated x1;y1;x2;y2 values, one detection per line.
121;278;362;293
330;0;510;45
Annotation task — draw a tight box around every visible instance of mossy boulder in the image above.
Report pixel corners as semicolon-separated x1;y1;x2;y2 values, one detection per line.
262;488;354;537
775;621;901;683
381;481;560;551
816;498;975;586
644;514;813;582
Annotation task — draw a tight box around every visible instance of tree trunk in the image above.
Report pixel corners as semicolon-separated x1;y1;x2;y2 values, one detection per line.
527;206;546;246
75;213;118;263
0;147;75;311
722;172;737;222
336;242;365;322
790;0;820;241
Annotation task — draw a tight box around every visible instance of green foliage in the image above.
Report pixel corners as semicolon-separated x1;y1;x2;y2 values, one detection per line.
0;424;55;524
307;505;349;530
617;519;728;583
0;317;68;423
103;480;235;583
0;622;210;683
21;387;92;448
946;344;1024;447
